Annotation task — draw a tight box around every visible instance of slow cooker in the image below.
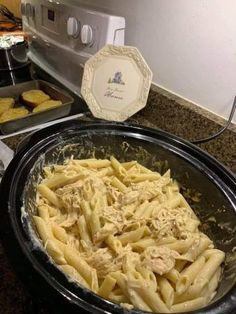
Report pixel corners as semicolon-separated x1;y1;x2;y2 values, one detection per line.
0;121;235;314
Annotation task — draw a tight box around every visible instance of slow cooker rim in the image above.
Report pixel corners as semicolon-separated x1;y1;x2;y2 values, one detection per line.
16;120;236;180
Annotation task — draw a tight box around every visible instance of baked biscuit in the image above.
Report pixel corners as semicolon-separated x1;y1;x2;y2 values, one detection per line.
0;107;29;123
21;90;50;108
0;98;15;115
33;100;62;113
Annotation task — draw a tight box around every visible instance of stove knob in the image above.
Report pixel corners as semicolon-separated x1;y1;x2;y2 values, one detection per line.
24;3;35;17
67;17;80;38
31;5;35;17
25;3;35;17
21;3;26;16
81;24;93;45
25;3;31;17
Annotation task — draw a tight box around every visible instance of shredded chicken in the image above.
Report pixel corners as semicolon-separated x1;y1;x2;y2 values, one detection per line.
83;248;121;278
142;246;180;275
151;206;193;240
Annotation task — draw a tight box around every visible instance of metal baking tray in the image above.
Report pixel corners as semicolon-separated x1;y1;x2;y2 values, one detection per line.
0;80;74;134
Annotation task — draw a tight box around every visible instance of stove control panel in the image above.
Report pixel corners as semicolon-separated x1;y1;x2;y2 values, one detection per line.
21;0;125;95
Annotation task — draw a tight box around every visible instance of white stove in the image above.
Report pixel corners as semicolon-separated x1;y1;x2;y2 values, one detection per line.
21;0;125;97
0;1;126;139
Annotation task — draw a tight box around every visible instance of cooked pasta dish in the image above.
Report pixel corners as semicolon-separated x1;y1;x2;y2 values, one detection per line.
34;156;225;313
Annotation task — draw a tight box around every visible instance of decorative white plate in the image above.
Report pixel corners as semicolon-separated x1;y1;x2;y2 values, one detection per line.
81;45;153;121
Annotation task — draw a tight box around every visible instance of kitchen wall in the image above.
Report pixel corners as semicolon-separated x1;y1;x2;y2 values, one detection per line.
0;0;235;123
0;0;21;17
76;0;236;123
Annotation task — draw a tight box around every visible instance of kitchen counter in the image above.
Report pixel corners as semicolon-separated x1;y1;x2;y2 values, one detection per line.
0;86;235;314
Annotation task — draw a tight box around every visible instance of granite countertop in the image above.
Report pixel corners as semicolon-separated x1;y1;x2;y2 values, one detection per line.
0;86;235;313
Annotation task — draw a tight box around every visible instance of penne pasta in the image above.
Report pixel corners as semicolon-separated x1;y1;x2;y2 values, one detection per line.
38;205;50;221
152;194;183;216
164;268;180;284
204;268;221;301
33;215;53;244
96;166;114;177
47;205;58;217
110;271;129;298
77;215;92;246
194;251;225;285
131;238;156;252
133;200;150;217
163;238;195;254
117;226;151;245
89;210;101;236
52;224;68;243
127;286;152;312
185;218;200;232
157;276;174;308
37;184;60;208
45;239;66;265
121;160;137;170
124;173;161;184
110;156;127;178
34;157;225;313
105;235;122;254
181;235;213;261
91;269;99;292
171;297;208;312
64;246;94;285
109;291;129;304
110;176;127;193
134;284;169;313
176;256;206;295
136;266;157;291
136;163;153;173
44;173;84;189
80;200;92;227
98;275;116;298
75;159;111;168
59;264;90;288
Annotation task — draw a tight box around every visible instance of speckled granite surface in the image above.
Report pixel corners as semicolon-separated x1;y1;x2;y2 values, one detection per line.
132;86;236;174
0;86;235;314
